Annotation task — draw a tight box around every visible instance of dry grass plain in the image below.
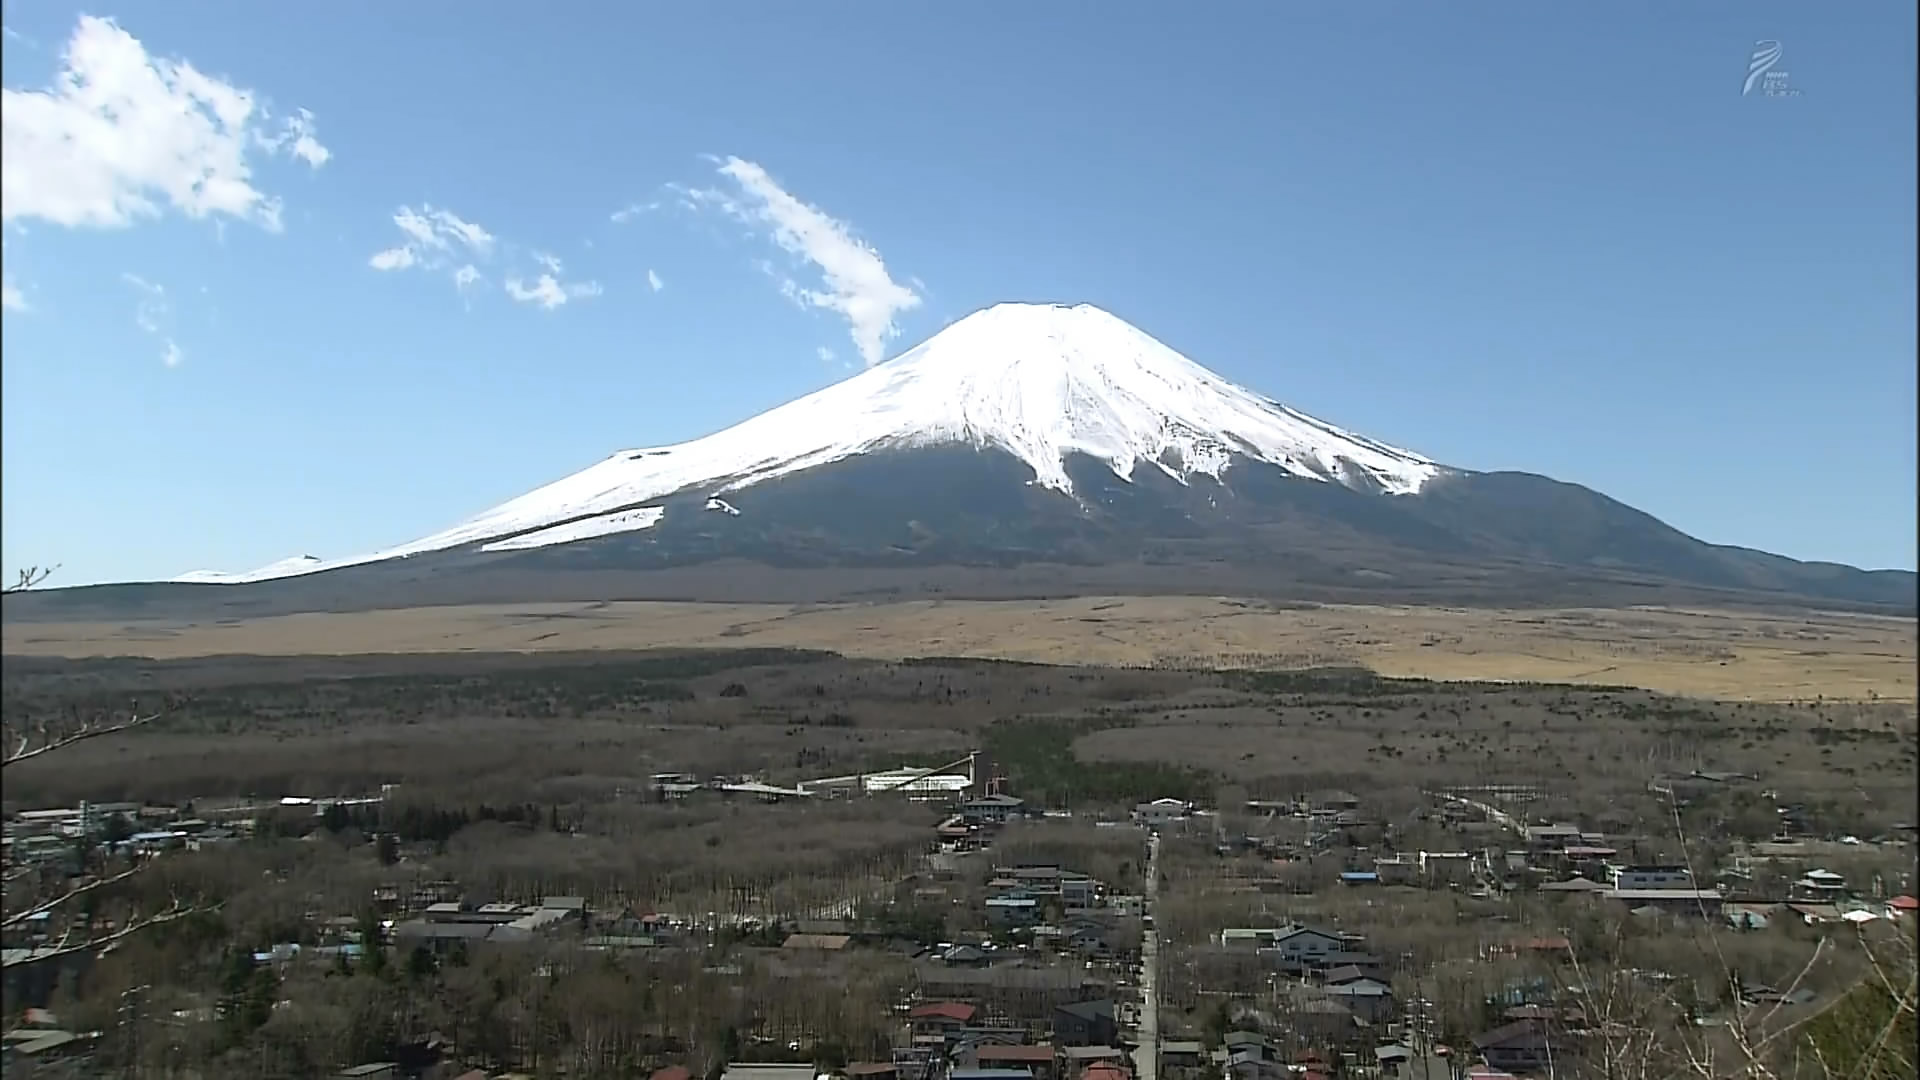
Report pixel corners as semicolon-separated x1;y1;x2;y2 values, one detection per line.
5;595;1913;702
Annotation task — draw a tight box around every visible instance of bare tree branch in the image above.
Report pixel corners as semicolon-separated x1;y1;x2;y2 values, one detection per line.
3;864;144;930
4;708;163;767
0;594;205;958
4;564;59;593
30;897;210;962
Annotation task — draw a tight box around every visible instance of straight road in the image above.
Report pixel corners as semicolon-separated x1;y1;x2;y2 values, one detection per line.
1131;830;1161;1080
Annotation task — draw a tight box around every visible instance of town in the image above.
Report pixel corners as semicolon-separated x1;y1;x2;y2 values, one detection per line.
5;658;1914;1080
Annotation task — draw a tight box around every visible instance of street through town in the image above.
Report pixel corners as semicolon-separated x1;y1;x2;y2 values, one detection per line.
1132;829;1160;1080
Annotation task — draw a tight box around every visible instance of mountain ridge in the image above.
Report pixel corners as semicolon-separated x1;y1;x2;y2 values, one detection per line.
172;302;1445;585
8;302;1913;619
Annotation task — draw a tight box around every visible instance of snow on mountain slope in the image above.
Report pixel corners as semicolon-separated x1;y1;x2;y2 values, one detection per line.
175;303;1446;584
478;507;666;552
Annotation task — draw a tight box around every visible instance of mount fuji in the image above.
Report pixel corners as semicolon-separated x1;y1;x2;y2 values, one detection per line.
14;303;1917;617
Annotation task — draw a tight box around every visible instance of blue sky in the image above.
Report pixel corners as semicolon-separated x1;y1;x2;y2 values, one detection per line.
2;2;1914;584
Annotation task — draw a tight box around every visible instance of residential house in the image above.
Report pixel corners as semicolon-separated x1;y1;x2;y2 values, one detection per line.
988;894;1042;927
1612;865;1691;891
1522;824;1583;852
1724;904;1775;931
1056;918;1119;960
1222;1031;1283;1080
1267;924;1348;962
1471;1020;1563;1075
1263;946;1383;979
1603;888;1723;918
1079;1064;1129;1080
1539;876;1606;896
1320;962;1385;986
1062;1046;1127;1076
1739;983;1817;1009
1060;876;1098;909
952;1024;1030;1048
392;921;511;955
1498;851;1533;882
601;908;671;943
1787;903;1844;926
1006;865;1067;895
1324;977;1395;1023
1132;799;1192;827
1157;1042;1204;1069
892;1048;939;1080
972;1044;1057;1080
908;1001;978;1043
1052;999;1117;1047
916;963;1100;1019
1222;1031;1276;1059
1221;1031;1283;1079
1219;927;1286;951
1794;869;1846;897
1557;845;1617;877
941;944;992;967
963;795;1028;825
1375;1044;1461;1079
1284;993;1360;1044
938;817;976;844
1418;851;1476;886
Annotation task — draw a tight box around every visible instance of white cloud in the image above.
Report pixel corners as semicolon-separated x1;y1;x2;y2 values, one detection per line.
122;271;166;332
368;205;496;289
817;346;835;363
256;107;330;168
1;15;329;232
505;271;602;311
430;209;495;257
368;246;416;271
391;207;445;252
684;156;920;366
610;201;660;224
373;205;596;310
120;272;184;366
2;272;25;312
503;252;600;310
647;268;664;292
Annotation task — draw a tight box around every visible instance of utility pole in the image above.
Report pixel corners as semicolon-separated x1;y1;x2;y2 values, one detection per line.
118;983;149;1080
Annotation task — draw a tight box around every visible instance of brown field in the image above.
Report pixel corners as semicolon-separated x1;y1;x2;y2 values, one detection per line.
5;595;1912;702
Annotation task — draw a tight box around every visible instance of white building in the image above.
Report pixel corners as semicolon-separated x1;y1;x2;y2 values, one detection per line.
1133;798;1192;827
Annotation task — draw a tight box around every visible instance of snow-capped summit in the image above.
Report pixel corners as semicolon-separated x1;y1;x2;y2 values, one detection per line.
179;303;1447;584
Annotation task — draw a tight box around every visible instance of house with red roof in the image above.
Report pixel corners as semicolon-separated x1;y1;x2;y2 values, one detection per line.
909;1001;978;1042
